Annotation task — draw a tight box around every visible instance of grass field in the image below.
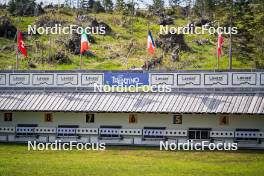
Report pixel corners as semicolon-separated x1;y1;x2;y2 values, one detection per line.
0;144;264;176
0;9;256;70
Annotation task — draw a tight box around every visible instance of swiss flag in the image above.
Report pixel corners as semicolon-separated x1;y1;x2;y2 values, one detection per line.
17;31;28;58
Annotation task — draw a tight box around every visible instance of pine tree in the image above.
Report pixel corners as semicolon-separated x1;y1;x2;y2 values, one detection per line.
80;0;89;9
232;0;255;60
88;0;94;9
194;0;215;19
169;0;181;9
115;0;125;13
8;0;39;16
153;0;164;12
103;0;113;13
7;0;16;15
92;1;105;12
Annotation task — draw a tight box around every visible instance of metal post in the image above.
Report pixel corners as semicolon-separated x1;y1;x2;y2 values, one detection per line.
217;22;220;70
146;23;150;70
16;33;19;70
229;0;233;70
15;1;20;70
48;35;51;63
217;56;219;70
80;54;82;70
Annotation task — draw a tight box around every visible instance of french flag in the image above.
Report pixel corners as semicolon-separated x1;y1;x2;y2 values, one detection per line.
147;31;155;55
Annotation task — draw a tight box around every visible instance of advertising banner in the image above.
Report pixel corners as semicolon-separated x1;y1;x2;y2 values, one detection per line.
104;72;149;86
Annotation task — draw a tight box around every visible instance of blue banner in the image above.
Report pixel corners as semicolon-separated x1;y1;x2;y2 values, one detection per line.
104;72;149;86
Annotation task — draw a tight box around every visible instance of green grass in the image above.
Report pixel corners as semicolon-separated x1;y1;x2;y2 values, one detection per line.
0;9;256;70
0;144;264;176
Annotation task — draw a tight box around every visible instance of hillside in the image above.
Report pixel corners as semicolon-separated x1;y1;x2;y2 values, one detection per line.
0;7;260;70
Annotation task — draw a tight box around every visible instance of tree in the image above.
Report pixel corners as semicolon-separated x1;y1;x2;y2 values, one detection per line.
115;0;125;13
232;0;256;61
80;0;89;9
103;0;113;12
152;0;164;13
169;0;181;9
251;0;264;68
7;0;16;14
88;0;94;9
213;0;264;68
92;1;105;13
8;0;43;16
194;0;215;19
125;1;135;15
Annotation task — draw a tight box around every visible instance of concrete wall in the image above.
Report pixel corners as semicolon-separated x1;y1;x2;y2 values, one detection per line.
0;112;263;130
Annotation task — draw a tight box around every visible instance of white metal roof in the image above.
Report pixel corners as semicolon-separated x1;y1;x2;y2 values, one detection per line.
0;91;263;114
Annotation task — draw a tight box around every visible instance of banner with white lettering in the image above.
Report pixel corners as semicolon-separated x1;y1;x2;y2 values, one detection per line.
104;73;149;86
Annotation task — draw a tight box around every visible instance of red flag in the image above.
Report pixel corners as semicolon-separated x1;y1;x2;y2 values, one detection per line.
217;33;224;59
17;31;28;57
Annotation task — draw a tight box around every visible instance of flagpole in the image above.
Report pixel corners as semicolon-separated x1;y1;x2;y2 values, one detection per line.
229;0;233;70
15;0;20;70
229;31;232;70
217;56;219;70
146;23;149;71
80;53;82;70
16;30;19;70
217;22;219;70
